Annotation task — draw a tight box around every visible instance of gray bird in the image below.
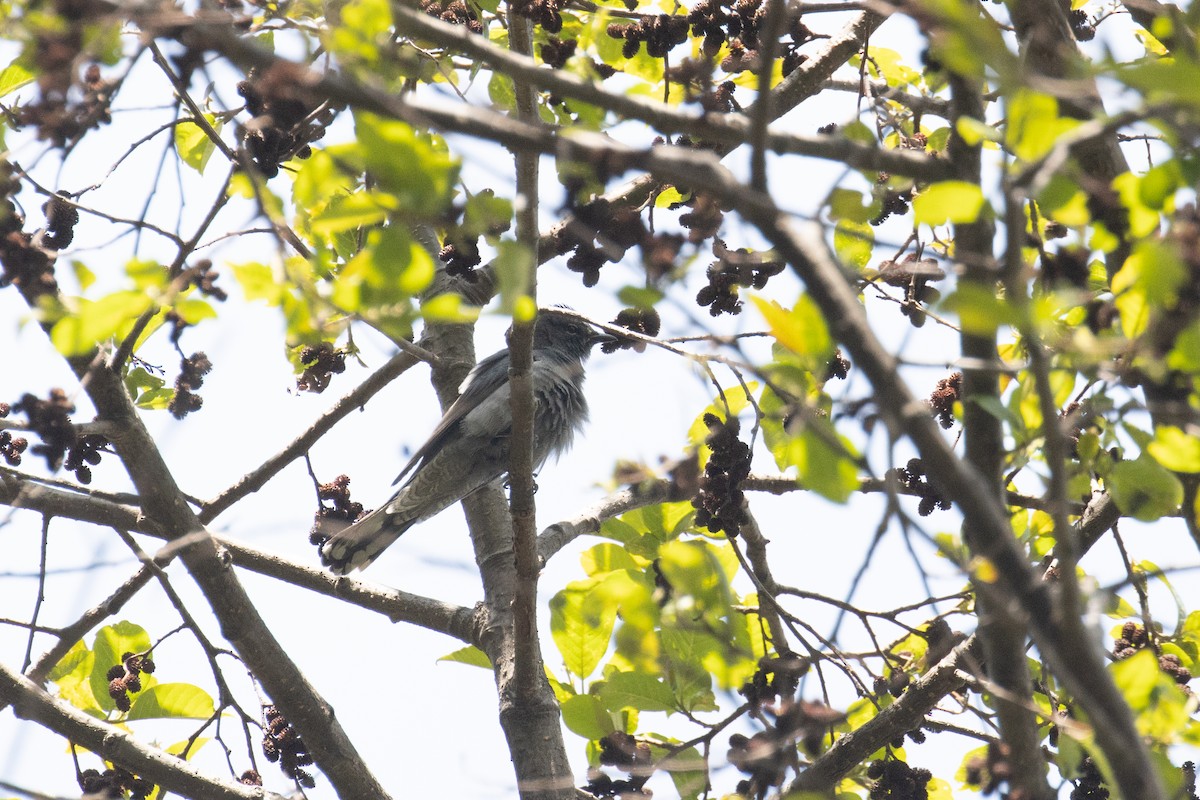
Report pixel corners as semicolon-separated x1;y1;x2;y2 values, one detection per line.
319;311;605;574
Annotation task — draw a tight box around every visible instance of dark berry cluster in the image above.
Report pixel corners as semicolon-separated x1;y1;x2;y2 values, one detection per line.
599;731;652;772
181;258;228;302
78;765;154;800
16;11;116;150
739;654;808;713
106;651;155;713
169;352;213;419
874;255;944;329
581;769;651;798
729;699;844;796
664;58;739;113
1085;298;1117;333
167;260;228;343
262;704;315;788
1039;247;1090;289
11;389;107;483
728;732;788;795
510;0;566;32
439;236;482;280
1070;756;1109;800
601;307;661;353
642;231;685;283
41;191;79;251
554;198;648;287
420;0;483;33
309;474;367;549
540;36;577;69
891;458;950;517
0;161;59;302
606;14;690;58
1084;184;1130;246
1112;620;1150;659
872;670;910;698
695;239;785;316
679;192;726;244
0;415;28;466
1059;0;1095;40
1184;762;1199;800
922;618;964;668
828;350;850;380
866;759;933;800
871;188;913;226
1113;621;1192;686
692;413;751;537
928;372;961;429
296;342;347;394
239;770;262;786
237;66;335;178
962;741;1012;795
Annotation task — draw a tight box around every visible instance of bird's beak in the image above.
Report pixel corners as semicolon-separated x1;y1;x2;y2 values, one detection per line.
588;331;620;349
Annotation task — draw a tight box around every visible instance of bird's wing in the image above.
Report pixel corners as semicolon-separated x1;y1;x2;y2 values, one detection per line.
391;347;512;486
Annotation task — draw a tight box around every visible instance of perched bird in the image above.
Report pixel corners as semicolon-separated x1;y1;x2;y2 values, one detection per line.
319;311;605;574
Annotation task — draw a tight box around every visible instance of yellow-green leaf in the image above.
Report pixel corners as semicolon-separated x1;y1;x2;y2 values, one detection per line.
912;181;987;226
174;114;222;174
1148;426;1200;473
1109;457;1184;522
127;683;215;721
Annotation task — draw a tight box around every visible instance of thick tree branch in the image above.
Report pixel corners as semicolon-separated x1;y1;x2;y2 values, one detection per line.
789;636;978;793
0;662;285;800
948;74;1051;800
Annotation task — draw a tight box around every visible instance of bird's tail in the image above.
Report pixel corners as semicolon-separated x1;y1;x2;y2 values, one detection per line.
318;506;414;574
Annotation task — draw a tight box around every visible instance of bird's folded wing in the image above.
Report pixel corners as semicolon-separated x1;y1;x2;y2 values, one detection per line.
391;346;513;486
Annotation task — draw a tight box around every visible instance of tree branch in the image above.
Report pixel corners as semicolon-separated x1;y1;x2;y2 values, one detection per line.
0;662;285;800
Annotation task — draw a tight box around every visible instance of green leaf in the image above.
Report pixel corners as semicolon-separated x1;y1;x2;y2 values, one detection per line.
332;224;433;315
438;645;492;668
0;62;35;98
230;261;282;304
954;117;1001;147
1111;650;1191;741
421;293;481;323
599;671;677;713
127;683;215;721
1112;240;1188;338
1109;457;1184;522
550;581;617;680
1148;426;1200;473
617;286;664;308
493;240;533;315
310;190;393;235
912;181;987;226
173;298;217;326
51;291;155;357
354;112;458;213
659;628;717;712
775;422;860;503
828;188;871;224
1006;90;1077;162
462;189;512;239
834;219;874;271
581;543;642;576
174;114;222;174
560;693;616;740
488;72;516;110
750;295;833;366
